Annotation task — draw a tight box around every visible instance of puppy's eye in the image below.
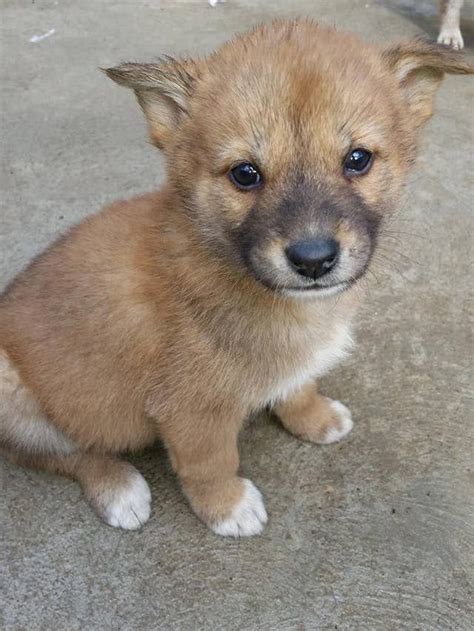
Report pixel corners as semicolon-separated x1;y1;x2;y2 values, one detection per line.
229;163;262;190
343;148;373;176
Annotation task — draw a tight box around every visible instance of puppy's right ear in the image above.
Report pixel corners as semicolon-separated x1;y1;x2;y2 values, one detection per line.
104;58;199;149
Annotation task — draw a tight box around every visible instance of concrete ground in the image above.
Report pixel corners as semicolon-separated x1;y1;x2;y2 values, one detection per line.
1;0;473;629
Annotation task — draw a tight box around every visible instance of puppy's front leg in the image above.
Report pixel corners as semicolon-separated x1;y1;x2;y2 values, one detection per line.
157;408;267;537
273;381;353;445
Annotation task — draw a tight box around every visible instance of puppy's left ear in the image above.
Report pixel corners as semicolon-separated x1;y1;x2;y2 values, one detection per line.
104;58;199;149
382;39;473;128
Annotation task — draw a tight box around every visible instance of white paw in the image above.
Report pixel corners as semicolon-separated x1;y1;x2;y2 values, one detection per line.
438;28;464;50
320;400;353;444
209;0;225;6
98;470;152;530
211;479;268;537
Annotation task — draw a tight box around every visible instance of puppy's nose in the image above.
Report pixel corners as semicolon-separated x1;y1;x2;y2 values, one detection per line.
286;238;339;280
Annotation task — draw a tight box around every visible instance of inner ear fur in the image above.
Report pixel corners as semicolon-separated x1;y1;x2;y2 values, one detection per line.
104;57;199;149
382;38;473;127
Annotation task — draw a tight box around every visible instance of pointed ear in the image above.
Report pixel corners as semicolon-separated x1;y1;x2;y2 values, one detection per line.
104;58;199;149
382;39;473;128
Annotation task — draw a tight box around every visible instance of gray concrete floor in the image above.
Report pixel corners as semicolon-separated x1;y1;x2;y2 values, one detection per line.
1;1;473;629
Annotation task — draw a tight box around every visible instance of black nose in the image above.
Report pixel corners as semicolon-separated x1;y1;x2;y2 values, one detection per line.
286;238;339;280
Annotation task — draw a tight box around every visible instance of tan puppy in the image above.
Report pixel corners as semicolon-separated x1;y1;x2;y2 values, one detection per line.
0;20;472;536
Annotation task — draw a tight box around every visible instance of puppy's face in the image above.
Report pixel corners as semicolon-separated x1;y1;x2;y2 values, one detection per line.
107;20;472;296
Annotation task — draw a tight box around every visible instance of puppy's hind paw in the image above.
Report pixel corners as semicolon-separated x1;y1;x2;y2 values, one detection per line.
211;479;267;537
92;467;152;530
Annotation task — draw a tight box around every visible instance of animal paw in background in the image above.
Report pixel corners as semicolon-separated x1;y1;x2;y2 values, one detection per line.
438;0;464;49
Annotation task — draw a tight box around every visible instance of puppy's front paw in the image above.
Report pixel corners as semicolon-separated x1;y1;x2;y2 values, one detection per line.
211;479;267;537
438;28;464;50
275;387;353;445
91;467;152;530
318;399;353;444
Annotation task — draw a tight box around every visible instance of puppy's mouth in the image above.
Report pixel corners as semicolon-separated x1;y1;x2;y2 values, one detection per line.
248;267;356;297
285;280;351;294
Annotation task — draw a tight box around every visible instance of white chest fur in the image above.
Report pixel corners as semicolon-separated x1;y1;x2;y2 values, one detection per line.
262;320;354;407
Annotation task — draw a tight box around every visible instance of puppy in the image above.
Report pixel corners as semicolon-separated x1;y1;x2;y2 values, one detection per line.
0;20;472;536
438;0;464;49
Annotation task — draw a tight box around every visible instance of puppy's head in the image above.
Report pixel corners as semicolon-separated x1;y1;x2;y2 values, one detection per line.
106;20;472;297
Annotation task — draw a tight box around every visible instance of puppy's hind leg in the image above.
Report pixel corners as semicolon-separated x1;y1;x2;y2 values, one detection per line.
3;449;152;530
0;350;151;530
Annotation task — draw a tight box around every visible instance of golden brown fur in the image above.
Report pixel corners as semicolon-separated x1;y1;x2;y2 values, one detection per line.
0;20;472;535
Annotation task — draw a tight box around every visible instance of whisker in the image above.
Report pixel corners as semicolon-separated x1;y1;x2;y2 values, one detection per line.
376;246;422;268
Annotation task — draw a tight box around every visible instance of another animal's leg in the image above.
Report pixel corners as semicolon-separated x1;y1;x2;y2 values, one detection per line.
438;0;464;49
